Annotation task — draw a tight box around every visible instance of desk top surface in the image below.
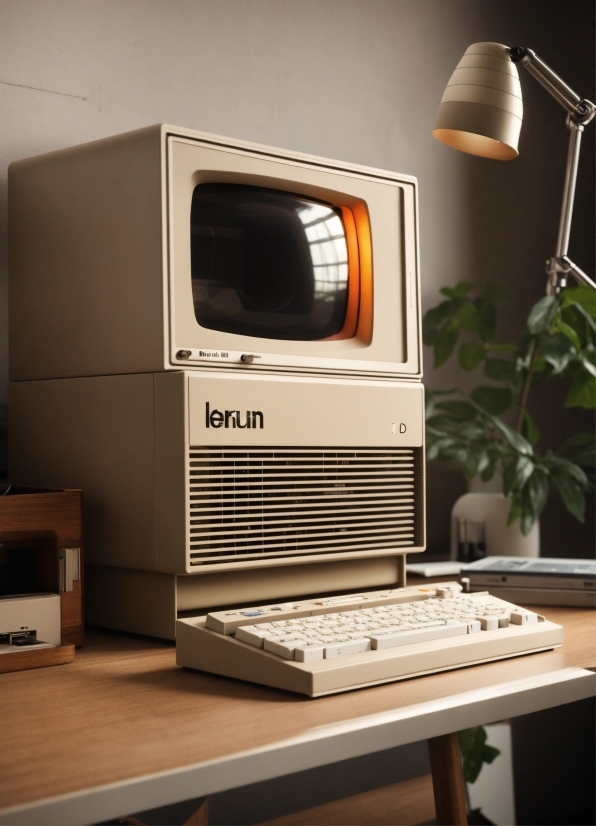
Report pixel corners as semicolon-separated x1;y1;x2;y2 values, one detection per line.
1;602;594;817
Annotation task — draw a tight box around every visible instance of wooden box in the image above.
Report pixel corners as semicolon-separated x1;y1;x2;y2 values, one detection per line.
0;486;83;673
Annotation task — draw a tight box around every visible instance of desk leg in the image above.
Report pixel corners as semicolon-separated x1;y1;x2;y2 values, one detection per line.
185;796;209;825
428;733;468;826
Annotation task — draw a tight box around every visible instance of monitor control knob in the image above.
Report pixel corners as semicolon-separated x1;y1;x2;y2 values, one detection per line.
241;354;262;364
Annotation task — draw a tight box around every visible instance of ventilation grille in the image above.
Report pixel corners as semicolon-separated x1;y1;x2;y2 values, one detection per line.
188;446;423;566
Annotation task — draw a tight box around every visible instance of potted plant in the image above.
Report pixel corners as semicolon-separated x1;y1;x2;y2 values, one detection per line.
423;283;595;537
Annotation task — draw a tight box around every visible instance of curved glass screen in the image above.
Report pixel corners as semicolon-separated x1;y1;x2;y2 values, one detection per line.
190;184;352;340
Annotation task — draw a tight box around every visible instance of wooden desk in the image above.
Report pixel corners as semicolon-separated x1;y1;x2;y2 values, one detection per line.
0;605;594;825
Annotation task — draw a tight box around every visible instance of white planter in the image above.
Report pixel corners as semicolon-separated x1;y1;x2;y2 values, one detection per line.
451;493;540;559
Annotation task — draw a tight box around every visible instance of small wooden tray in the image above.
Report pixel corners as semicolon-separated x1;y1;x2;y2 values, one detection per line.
0;486;83;672
0;644;75;674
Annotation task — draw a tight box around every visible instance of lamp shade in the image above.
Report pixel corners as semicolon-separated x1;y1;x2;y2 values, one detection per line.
433;42;523;160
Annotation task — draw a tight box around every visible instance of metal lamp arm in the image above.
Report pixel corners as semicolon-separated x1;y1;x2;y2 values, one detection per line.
510;47;595;123
510;47;596;294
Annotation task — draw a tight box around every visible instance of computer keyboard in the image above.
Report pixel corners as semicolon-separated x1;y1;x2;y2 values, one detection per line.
176;581;563;696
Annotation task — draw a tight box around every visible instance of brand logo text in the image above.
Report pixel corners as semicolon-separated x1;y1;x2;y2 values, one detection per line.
205;402;264;429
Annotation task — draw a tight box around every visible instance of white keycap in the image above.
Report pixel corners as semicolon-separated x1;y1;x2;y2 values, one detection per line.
370;622;467;650
235;625;273;648
324;638;371;658
294;643;325;662
510;610;539;625
263;635;306;658
477;616;499;631
466;621;481;633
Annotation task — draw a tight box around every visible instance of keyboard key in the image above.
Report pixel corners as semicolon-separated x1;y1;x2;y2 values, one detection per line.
235;625;273;648
264;635;306;658
324;638;371;658
370;621;467;650
510;610;538;625
294;643;325;662
477;616;499;631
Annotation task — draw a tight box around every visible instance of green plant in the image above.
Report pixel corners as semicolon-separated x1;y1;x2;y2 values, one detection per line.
459;727;500;784
424;282;595;534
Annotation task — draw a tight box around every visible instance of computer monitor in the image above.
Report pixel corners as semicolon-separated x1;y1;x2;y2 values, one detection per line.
9;124;421;382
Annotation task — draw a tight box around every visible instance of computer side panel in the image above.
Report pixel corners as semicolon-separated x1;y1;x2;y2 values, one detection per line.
154;371;189;574
8;374;159;571
8;125;166;382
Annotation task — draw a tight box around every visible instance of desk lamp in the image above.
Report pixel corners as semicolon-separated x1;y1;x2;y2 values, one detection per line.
433;42;595;295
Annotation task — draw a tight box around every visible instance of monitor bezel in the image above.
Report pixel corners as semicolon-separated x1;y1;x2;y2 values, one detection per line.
166;134;422;378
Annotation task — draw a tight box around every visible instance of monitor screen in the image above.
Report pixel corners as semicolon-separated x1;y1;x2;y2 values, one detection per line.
190;184;356;341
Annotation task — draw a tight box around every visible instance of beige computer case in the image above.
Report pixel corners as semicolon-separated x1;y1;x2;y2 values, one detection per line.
9;124;422;382
9;126;426;639
9;371;425;638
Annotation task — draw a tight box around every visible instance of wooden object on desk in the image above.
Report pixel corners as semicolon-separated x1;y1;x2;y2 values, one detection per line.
0;643;75;674
0;486;83;673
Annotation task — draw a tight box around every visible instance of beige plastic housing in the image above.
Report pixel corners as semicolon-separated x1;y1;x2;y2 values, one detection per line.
9;124;422;383
9;372;425;638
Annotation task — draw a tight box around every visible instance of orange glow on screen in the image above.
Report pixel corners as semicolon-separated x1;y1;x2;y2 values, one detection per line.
319;200;372;343
351;201;373;343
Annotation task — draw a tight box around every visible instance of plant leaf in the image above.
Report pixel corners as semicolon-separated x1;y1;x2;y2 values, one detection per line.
558;432;596;471
485;343;518;353
453;301;480;333
481;458;497;482
550;471;586;522
559;431;595;448
489;416;533;456
424;387;434;416
458;342;485;371
434;324;459;367
484;358;520;391
507;498;522;527
440;282;475;299
504;455;534;495
552;318;582;352
541;333;575;374
564;372;596;409
527;468;550;519
532;355;548;374
522;410;540;446
562;286;596;318
579;346;596;378
545;454;589;487
426;437;456;461
434;401;477;421
502;459;516;496
474;297;497;341
527;295;557;335
471;386;513;415
422;301;454;346
459;727;500;785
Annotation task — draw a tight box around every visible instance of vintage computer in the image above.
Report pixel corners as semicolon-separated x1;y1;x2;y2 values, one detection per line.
8;125;562;694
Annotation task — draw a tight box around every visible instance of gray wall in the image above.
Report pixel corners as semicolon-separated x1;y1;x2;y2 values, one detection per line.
1;0;594;554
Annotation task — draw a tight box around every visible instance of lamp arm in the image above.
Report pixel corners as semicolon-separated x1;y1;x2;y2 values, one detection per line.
510;47;595;294
510;47;595;123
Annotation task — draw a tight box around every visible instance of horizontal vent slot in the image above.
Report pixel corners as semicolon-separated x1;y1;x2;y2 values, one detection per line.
187;446;424;565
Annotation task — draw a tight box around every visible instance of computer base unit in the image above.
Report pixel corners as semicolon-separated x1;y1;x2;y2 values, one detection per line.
10;371;424;639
